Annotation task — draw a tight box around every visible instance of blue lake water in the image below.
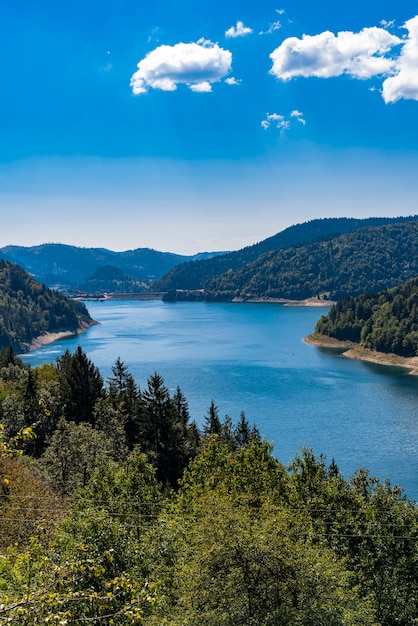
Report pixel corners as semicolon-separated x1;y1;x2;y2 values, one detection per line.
22;300;418;501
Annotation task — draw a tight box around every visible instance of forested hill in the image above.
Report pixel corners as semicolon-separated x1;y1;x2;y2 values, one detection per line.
0;260;94;352
154;215;418;292
179;219;418;302
313;276;418;357
0;243;226;292
74;264;148;294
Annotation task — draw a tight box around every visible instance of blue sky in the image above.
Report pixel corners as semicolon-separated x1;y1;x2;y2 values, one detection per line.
0;0;417;254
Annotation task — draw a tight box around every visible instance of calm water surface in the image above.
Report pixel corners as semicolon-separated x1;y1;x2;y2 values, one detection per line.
22;300;418;501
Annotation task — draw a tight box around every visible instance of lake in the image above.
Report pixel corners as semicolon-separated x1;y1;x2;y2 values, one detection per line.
22;300;418;501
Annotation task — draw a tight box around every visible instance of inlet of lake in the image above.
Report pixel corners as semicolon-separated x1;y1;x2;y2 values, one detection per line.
22;300;418;502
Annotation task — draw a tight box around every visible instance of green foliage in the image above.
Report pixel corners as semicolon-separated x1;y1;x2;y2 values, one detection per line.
0;456;66;551
0;346;24;369
144;440;378;625
203;399;221;436
75;264;148;293
137;373;197;488
0;450;162;624
57;346;104;424
315;276;418;356
0;259;93;351
204;220;418;302
40;418;113;494
167;499;375;625
0;422;35;460
0;349;417;625
156;216;417;293
0;549;157;624
287;449;418;626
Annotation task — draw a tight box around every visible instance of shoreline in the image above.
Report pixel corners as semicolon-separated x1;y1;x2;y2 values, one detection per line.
232;297;334;306
305;333;418;375
21;320;99;354
74;292;334;306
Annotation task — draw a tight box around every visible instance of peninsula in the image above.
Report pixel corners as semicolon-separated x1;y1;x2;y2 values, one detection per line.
305;275;418;375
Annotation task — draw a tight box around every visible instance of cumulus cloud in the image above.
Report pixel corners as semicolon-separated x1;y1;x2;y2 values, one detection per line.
268;16;418;103
270;26;401;81
225;21;253;39
189;81;213;93
130;40;233;94
261;111;305;131
382;16;418;103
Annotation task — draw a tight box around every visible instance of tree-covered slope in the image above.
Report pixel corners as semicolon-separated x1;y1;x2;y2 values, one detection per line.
154;215;418;292
0;260;94;352
74;265;148;294
201;220;418;302
314;276;418;357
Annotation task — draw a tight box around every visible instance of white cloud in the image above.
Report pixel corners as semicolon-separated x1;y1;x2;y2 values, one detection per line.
224;76;241;85
260;21;282;35
382;16;418;103
380;19;396;29
130;40;233;94
290;109;306;125
189;81;213;93
225;20;253;39
261;111;304;131
269;16;418;104
276;8;285;15
269;26;401;81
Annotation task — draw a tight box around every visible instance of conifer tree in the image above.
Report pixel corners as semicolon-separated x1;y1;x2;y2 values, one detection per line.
56;346;103;425
203;400;221;436
140;373;191;487
234;410;251;447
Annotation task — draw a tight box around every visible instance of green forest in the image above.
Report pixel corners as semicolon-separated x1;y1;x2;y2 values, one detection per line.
0;260;94;352
155;216;418;294
74;264;148;294
160;219;418;302
314;276;418;357
0;347;417;624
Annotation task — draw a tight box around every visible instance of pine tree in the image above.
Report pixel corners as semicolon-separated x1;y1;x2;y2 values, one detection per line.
57;346;103;425
139;373;191;487
203;400;221;436
234;410;251;447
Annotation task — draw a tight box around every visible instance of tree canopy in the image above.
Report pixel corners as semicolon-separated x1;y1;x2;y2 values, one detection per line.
160;219;418;302
314;276;418;357
0;259;94;352
0;348;416;624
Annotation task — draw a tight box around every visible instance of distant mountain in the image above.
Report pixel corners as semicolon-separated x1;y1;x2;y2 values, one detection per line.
201;220;418;302
0;244;227;292
313;276;418;357
154;216;418;293
74;265;148;294
0;260;95;352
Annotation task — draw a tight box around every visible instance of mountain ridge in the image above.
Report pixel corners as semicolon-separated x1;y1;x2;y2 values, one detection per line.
0;244;227;292
201;220;418;302
154;215;418;293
